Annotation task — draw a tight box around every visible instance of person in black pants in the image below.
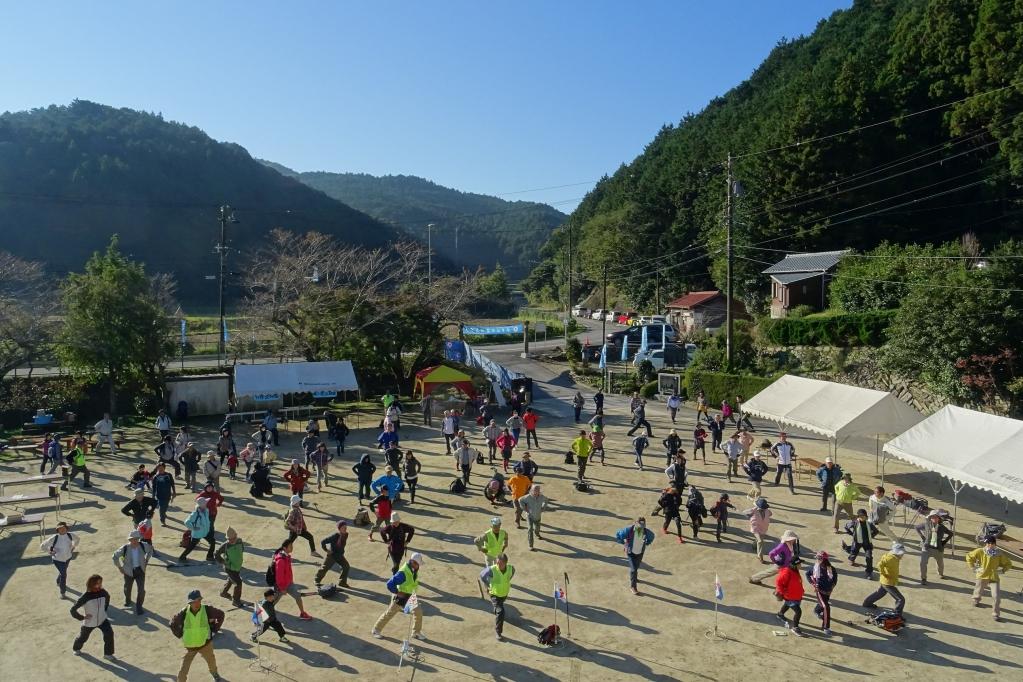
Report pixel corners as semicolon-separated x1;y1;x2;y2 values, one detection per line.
352;453;376;502
251;589;288;642
816;458;842;512
70;574;115;659
656;487;684;542
403;451;422;504
707;415;725;452
627;401;653;437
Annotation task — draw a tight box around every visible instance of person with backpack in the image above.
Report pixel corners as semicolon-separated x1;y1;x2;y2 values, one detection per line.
112;530;152;615
632;433;650;470
151;463;176;525
496;428;515;472
155;409;172;439
615;518;655;596
251;588;288;643
743;497;773;564
862;543;907;616
368;485;392;541
571;430;593;481
170;589;225;680
806;550;838;636
61;442;91;491
815;457;843;513
774;557;806;637
685;486;708;539
69;574;115;660
283;460;311;500
179;443;201;491
709;493;735;543
843;508;876;577
121;488;157;526
214;527;245;607
751;529;799;584
479;553;516;641
572;391;585;423
916;512;953;584
285;494;321;557
202;451;222;492
522;407;541;448
372;552;426;641
656;487;684;543
176;498;215;567
269;539;313;621
966;535;1013;621
41;521;79;599
662;429;682;466
315;519;351;588
743;449;769;500
381;512;415;574
692;424;708;463
475;517;509;567
352;453;376;502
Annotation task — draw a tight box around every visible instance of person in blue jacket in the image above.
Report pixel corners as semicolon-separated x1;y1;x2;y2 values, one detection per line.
377;423;399;451
372;466;404;503
615;517;655;595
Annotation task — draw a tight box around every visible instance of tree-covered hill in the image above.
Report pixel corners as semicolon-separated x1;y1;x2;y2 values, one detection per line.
265;164;566;280
523;0;1023;310
0;100;400;303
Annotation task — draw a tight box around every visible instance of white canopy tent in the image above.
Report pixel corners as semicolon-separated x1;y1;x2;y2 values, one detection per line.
234;361;360;397
883;405;1023;555
741;375;924;461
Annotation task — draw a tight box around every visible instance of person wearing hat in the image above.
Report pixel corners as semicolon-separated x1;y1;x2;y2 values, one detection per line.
41;521;79;599
615;517;655;595
774;556;807;637
742;497;773;563
843;508;876;577
655;486;685;543
722;432;744;483
70;573;115;659
372;465;404;503
121;487;158;526
743;446;769;500
372;552;426;640
479;553;516;641
662;429;683;466
518;484;549;550
806;550;838;636
915;511;953;584
862;543;907;616
202;450;221;492
170;589;225;681
966;535;1013;621
815;457;843;513
112;530;152;615
507;466;532;528
284;459;311;500
770;432;796;493
151;462;177;525
475;517;509;567
751;529;799;584
285;494;322;557
315;519;351;588
213;527;245;607
176;498;215;566
381;512;415;574
178;441;201;491
833;473;860;533
518;451;539;481
709;493;735;543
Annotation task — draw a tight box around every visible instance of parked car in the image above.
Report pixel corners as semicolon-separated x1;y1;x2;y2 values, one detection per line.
616;311;637;325
605;309;623;322
590;309;607;320
572;306;591;318
632;343;697;370
606;324;677;351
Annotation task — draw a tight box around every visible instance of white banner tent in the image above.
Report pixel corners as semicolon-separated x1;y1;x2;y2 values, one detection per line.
234;361;360;397
883;405;1023;555
740;375;924;462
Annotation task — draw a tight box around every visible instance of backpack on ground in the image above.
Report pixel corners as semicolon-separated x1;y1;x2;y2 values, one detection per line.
318;583;338;598
265;555;277;586
906;497;929;512
476;451;485;465
537;624;561;646
978;521;1006;543
574;480;590;492
867;609;905;632
179;530;192;548
449;478;466;494
353;507;370;526
564;451;575;465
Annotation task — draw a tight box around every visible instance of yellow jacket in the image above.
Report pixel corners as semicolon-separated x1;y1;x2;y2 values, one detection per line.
834;480;860;504
571;437;593;459
966;547;1013;582
877;552;901;586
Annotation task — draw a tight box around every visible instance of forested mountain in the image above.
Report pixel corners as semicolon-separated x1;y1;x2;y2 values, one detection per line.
0;101;400;303
523;0;1023;310
264;163;566;279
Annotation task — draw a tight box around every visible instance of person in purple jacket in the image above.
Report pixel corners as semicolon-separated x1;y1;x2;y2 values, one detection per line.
750;529;800;584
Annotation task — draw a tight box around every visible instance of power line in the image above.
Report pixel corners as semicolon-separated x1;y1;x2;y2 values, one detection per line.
741;244;1023;260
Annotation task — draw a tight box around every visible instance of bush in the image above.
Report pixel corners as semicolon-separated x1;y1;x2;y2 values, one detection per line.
684;369;779;406
788;304;815;319
637;360;656;383
566;337;582;363
759;310;895;347
640;379;659;399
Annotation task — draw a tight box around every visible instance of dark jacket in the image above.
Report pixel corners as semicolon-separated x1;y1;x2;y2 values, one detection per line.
845;518;876;549
662;434;682;454
170;604;226;643
658;491;681;517
320;532;349;561
152;472;176;500
250;464;272;496
403;458;422;479
709;499;735;521
519;459;538;480
385;447;404;470
743;458;769;483
380;522;415;555
806;563;839;594
352;455;377;482
179;448;201;473
121;496;158;524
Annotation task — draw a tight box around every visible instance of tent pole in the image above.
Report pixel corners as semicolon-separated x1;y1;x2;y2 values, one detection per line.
949;478;964;558
875;434;879;474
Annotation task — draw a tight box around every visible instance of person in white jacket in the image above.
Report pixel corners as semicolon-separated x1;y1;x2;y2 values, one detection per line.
93;413;117;454
41;521;79;599
868;486;898;541
155;409;172;438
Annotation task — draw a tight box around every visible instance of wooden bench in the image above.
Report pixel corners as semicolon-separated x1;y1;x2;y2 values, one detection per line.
0;474;64;496
0;512;46;539
0;484;62;517
796;457;822;481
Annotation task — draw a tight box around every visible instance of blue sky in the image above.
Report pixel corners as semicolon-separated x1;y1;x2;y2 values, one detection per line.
1;1;850;210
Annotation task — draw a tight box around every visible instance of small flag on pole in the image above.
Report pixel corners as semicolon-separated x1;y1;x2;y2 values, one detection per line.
640;325;649;353
251;603;268;627
598;343;607;369
714;574;724;601
403;593;420;614
222;319;229;343
553;582;565;603
620;338;629;362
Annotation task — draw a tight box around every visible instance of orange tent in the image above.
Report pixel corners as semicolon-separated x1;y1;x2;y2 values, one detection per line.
414;365;477;398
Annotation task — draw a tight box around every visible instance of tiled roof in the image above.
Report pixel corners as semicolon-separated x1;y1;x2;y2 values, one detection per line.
769;272;822;285
665;290;721;310
761;250;846;275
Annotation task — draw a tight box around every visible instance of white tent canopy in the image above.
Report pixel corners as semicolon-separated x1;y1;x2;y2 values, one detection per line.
883;405;1023;505
234;361;360;397
741;375;924;442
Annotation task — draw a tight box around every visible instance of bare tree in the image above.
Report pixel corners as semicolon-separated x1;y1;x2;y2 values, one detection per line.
0;252;57;376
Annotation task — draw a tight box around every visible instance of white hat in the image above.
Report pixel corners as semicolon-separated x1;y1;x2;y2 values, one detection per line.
290;494;301;506
390;512;401;523
490;517;502;526
409;552;424;565
891;543;906;556
128;530;142;540
781;529;799;542
825;456;833;464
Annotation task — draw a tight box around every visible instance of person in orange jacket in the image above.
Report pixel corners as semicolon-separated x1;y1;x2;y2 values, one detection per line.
283;459;311;499
774;557;806;637
522;408;541;449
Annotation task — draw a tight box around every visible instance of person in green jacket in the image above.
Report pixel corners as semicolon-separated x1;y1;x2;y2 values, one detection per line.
966;535;1014;621
479;553;515;641
832;473;860;532
61;445;91;490
571;430;593;481
170;589;224;682
474;517;509;567
214;527;245;606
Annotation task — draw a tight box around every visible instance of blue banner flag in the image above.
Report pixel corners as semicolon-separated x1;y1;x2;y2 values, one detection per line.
661;324;667;350
620;338;628;362
222;319;229;343
463;323;524;336
640;325;649;353
180;319;186;346
598;343;607;369
715;574;724;601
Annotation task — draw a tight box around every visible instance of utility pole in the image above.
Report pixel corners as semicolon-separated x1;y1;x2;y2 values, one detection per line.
427;222;435;290
655;270;661;314
216;204;234;365
567;224;573;313
601;263;608;390
725;154;734;372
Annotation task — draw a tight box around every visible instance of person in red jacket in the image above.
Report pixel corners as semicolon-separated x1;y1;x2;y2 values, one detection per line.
283;460;311;499
272;539;312;620
196;483;225;553
774;558;806;637
522;408;541;449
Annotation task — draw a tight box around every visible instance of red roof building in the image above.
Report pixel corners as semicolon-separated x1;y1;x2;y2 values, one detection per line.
664;290;747;334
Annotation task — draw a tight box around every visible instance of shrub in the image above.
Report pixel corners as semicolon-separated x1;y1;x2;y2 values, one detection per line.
637;360;656;383
759;310;896;347
684;369;779;406
788;304;815;319
640;379;659;399
566;337;582;363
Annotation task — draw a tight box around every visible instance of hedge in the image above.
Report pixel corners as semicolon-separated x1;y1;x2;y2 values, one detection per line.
759;310;896;347
684;369;779;407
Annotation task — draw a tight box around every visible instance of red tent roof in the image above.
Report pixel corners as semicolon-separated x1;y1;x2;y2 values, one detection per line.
665;291;721;310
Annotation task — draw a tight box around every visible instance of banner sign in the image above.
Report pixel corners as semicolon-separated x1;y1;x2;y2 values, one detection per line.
180;319;187;346
463;323;523;336
311;390;337;398
251;393;281;402
445;340;467;363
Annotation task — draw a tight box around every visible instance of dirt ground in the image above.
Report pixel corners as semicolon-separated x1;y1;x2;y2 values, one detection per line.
1;394;1021;682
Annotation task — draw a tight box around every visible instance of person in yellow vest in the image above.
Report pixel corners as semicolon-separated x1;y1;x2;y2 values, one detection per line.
966;535;1013;621
832;473;860;532
372;552;426;640
170;589;225;682
474;517;509;566
571;430;593;481
479;553;515;641
60;444;91;490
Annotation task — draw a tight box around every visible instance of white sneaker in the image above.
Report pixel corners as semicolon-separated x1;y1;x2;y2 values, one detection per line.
371;629;382;639
412;632;426;641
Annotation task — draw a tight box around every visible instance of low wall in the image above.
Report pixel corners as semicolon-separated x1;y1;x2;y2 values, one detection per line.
166;374;230;417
